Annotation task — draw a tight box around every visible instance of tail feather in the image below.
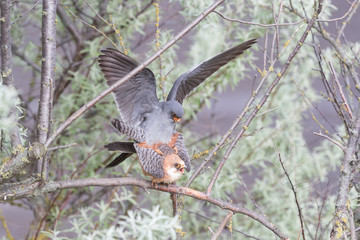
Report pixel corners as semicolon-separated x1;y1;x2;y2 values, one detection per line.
104;141;136;152
105;153;134;168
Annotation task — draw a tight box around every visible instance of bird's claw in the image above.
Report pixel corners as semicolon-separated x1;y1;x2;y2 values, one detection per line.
151;181;158;188
154;148;164;156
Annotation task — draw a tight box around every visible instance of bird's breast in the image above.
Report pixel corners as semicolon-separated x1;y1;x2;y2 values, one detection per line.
143;113;174;145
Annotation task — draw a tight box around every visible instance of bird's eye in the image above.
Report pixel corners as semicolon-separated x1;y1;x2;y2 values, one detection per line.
175;163;180;168
172;113;177;118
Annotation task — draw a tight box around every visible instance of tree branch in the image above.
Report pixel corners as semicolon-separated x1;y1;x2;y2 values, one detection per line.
278;153;305;240
331;108;360;238
1;0;21;147
36;0;57;178
211;211;234;240
0;177;288;239
56;4;82;46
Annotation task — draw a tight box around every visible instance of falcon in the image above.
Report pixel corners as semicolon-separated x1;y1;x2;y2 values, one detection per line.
106;118;186;184
99;38;257;172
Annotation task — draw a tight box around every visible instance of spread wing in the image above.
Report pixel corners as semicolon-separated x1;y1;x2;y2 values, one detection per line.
174;134;191;172
167;39;257;104
99;49;160;126
135;144;164;178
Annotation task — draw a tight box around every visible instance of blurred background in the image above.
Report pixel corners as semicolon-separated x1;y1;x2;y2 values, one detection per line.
1;0;359;239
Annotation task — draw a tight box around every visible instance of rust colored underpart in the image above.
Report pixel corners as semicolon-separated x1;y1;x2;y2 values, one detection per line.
168;133;179;148
137;132;180;155
138;142;164;155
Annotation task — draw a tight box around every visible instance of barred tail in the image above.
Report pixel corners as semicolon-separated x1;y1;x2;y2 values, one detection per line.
111;118;146;142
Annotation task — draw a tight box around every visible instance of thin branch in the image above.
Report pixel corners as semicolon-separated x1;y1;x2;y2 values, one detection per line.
329;61;353;119
313;132;345;152
316;0;359;23
12;45;41;73
0;177;288;239
205;0;324;195
56;4;82;46
311;43;350;135
47;143;77;152
335;0;360;41
44;0;226;148
314;185;330;240
11;0;41;24
213;10;305;27
36;0;57;179
211;211;234;240
278;153;305;240
239;174;265;215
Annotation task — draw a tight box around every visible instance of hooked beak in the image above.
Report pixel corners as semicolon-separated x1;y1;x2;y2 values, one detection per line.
173;117;181;123
176;164;185;174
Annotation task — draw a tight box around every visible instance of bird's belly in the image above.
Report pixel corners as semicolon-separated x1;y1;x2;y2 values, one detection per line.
151;171;182;184
144;120;173;145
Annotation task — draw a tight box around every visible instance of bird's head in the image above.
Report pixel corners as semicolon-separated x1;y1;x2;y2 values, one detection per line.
174;161;185;174
166;155;185;175
162;100;184;123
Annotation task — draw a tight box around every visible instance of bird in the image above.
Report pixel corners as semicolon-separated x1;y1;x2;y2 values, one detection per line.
106;118;186;184
99;38;256;171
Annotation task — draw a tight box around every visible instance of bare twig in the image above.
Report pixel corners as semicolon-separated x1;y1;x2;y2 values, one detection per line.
12;45;41;73
239;175;265;215
335;0;360;41
57;4;82;46
205;0;324;195
0;177;288;239
47;143;77;152
213;10;305;27
317;0;359;23
314;186;330;240
313;132;345;152
11;0;41;24
37;0;57;178
278;153;305;240
44;0;226;148
312;45;350;135
329;61;353;119
211;211;234;240
62;2;117;48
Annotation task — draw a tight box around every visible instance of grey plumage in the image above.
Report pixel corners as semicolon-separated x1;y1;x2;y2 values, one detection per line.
99;39;257;145
173;133;190;171
134;143;165;178
100;39;257;175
